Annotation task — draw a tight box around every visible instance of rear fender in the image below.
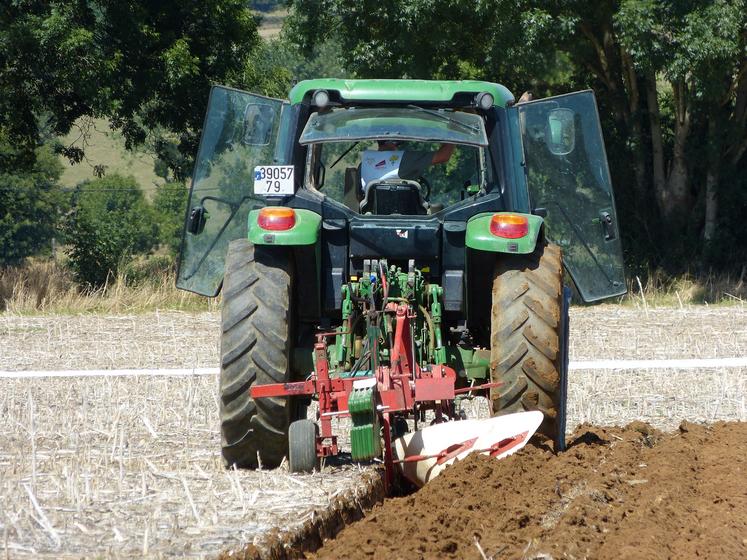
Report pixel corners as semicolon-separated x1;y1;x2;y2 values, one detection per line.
248;208;321;246
465;212;543;254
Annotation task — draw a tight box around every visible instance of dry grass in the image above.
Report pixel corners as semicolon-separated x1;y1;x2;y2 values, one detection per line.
0;312;220;371
257;7;288;39
565;304;747;431
4;258;745;316
0;260;216;315
618;267;747;307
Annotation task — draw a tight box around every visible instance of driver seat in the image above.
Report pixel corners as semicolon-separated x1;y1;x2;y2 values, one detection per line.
359;180;428;215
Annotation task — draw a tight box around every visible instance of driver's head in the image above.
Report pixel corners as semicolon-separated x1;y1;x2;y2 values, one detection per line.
377;139;402;151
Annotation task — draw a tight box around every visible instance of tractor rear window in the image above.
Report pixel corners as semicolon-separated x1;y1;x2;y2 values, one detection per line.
300;107;488;147
307;140;486;211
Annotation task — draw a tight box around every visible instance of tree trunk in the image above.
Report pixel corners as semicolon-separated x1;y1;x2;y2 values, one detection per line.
704;118;720;242
579;22;649;202
621;49;647;198
704;170;719;241
660;81;691;224
646;73;666;212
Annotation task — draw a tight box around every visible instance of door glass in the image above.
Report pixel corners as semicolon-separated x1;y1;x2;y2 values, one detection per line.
518;91;625;302
177;87;287;296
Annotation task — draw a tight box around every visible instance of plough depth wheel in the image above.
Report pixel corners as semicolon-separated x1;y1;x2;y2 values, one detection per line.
289;419;319;473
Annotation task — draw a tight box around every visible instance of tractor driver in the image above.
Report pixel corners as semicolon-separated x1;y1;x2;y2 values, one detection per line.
360;140;455;193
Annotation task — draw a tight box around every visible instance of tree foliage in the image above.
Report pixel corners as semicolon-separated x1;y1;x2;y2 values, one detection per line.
0;0;260;176
153;182;189;257
65;175;157;287
0;139;65;265
288;0;747;272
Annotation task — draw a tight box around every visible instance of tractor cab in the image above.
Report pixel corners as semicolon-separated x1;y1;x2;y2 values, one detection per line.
177;79;625;305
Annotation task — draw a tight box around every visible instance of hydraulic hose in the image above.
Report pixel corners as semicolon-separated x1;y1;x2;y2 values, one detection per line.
419;305;436;358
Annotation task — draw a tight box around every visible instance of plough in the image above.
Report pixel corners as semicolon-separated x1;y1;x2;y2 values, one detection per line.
251;262;542;488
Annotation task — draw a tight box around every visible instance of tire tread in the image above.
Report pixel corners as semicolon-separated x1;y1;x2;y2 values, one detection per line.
490;242;564;440
219;239;293;468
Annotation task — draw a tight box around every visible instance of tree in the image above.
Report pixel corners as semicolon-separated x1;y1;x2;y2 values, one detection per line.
287;0;747;272
616;0;747;235
0;0;260;177
153;182;189;257
286;0;561;89
65;175;157;287
0;139;65;265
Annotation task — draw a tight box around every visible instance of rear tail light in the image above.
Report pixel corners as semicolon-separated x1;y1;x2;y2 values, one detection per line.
490;213;529;239
258;207;296;231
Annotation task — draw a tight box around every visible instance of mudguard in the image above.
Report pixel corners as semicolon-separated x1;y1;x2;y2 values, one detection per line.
248;208;321;246
465;212;543;254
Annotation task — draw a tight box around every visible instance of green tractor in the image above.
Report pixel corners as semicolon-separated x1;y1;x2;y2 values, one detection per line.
177;79;625;475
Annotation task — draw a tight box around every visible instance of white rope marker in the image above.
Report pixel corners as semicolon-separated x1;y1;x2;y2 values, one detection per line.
0;367;219;379
568;357;747;370
1;357;746;378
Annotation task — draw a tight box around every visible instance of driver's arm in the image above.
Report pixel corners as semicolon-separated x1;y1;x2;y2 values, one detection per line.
432;143;455;165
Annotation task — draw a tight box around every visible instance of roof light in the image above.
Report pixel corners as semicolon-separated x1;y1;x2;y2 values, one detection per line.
313;89;330;108
258;207;296;231
490;213;528;239
475;92;494;110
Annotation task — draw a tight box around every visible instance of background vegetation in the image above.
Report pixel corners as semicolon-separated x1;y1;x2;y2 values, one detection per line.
1;0;744;311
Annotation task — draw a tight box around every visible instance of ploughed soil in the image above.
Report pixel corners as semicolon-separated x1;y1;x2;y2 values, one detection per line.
308;421;747;560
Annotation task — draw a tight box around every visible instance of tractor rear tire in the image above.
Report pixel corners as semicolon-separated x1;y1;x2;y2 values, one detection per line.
219;239;294;469
489;242;565;447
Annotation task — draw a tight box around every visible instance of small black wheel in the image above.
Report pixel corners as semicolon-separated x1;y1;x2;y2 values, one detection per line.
288;419;318;473
391;416;409;439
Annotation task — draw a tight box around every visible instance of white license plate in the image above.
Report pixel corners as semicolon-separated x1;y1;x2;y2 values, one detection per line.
253;166;294;195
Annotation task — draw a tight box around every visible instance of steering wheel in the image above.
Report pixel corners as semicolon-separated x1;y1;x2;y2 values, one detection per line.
417;176;431;201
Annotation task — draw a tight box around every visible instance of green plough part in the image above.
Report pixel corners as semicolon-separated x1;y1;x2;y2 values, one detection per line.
348;385;381;462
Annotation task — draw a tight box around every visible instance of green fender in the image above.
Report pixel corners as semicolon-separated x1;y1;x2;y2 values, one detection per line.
465;212;543;254
248;208;321;245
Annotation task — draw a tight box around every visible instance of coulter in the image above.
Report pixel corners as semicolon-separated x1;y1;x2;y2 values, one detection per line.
177;80;626;487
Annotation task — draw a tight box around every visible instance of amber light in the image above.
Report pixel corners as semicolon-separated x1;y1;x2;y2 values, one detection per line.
258;207;296;231
490;213;529;239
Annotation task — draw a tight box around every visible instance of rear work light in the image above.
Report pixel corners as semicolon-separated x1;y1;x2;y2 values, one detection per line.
258;207;296;231
490;213;529;239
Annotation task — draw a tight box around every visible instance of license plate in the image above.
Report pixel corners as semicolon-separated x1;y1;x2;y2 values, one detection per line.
253;165;294;195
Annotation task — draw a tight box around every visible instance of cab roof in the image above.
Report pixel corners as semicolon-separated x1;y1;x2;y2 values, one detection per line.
289;79;514;107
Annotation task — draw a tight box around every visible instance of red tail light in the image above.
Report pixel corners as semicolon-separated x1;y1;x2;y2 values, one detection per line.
490;213;529;239
258;207;296;231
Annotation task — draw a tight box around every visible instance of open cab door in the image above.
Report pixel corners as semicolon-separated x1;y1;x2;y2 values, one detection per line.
517;91;626;302
177;86;292;296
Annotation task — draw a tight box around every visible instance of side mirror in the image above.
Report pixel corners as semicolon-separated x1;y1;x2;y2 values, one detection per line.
186;206;208;235
242;103;276;146
545;108;575;155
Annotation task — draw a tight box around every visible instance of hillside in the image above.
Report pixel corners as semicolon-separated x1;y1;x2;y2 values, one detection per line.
58;118;163;195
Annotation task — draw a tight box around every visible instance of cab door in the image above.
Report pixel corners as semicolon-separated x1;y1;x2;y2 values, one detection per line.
516;91;626;302
177;86;291;296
